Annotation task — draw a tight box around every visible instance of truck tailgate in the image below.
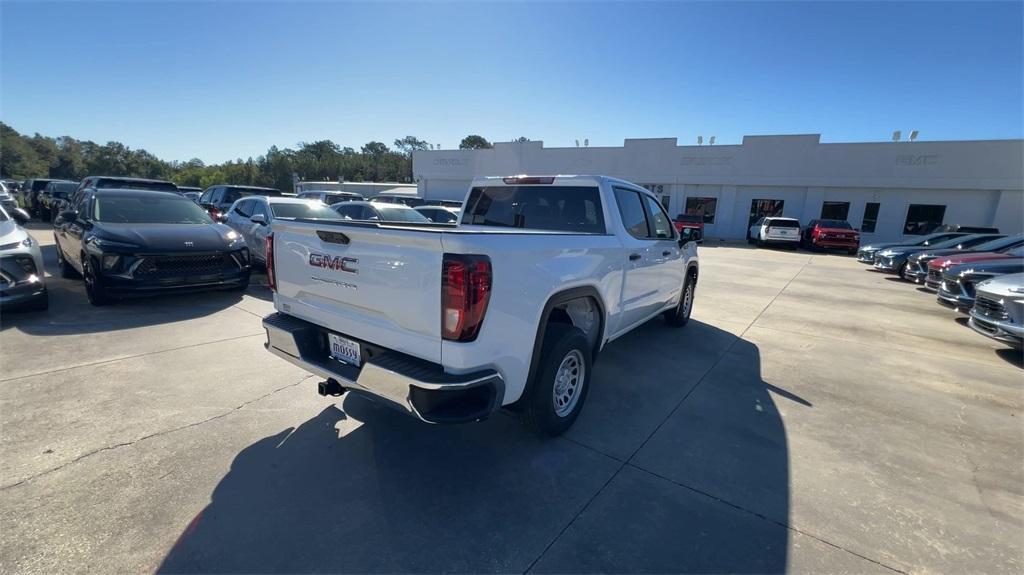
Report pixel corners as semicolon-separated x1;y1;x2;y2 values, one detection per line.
272;221;444;363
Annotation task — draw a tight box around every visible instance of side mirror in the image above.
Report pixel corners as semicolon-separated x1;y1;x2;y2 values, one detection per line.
215;213;228;223
57;210;78;223
678;228;702;246
250;214;268;225
11;208;30;225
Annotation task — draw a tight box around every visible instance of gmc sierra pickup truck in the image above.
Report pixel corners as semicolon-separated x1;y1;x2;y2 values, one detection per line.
262;175;699;436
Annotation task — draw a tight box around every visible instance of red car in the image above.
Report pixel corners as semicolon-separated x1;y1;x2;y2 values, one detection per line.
925;249;1023;291
673;214;704;240
801;219;860;254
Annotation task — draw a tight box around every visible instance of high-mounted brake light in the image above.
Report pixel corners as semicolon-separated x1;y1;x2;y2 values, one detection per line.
442;254;492;342
265;233;276;292
502;176;555;185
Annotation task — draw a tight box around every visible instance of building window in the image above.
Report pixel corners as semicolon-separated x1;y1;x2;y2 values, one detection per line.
903;204;946;235
821;201;850;220
861;202;880;233
685;197;718;224
749;199;784;226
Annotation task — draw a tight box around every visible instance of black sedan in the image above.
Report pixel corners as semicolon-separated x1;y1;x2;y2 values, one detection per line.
936;249;1024;312
53;189;251;306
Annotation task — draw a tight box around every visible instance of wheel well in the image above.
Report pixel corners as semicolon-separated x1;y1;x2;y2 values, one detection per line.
549;296;601;353
687;264;699;283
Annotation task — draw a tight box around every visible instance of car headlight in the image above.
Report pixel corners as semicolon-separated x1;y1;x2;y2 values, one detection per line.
90;237;142;250
225;230;244;247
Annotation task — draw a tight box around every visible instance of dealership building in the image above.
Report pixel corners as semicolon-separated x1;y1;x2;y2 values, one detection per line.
412;134;1023;242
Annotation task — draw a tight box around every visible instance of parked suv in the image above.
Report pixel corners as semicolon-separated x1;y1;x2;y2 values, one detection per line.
910;234;1024;286
199;185;283;219
224;196;340;265
0;205;48;311
856;232;967;264
76;176;179;194
18;179;64;218
801;219;859;254
38;181;79;222
748;217;800;248
873;233;1004;279
936;249;1024;311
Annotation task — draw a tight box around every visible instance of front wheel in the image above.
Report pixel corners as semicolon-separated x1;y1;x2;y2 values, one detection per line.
664;274;696;327
83;257;110;306
898;261;909;280
521;324;592;437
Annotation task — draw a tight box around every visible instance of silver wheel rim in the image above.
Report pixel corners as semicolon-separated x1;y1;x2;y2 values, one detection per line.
682;284;693;318
553;350;585;417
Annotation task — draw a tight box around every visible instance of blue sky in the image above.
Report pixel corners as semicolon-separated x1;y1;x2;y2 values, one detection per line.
2;1;1021;163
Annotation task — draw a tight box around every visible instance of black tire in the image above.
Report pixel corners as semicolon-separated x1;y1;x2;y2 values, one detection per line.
56;244;79;279
228;272;251;291
898;261;909;280
755;236;763;248
847;248;857;256
40;207;50;222
521;323;592;437
746;231;754;245
83;256;110;306
664;273;696;327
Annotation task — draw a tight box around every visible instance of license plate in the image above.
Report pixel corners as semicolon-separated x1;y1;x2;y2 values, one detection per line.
328;333;361;366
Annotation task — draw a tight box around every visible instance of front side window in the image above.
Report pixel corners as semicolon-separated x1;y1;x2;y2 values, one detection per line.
642;194;674;239
613;188;650;239
685;197;717;224
904;204;946;235
463;185;606;233
861;202;880;233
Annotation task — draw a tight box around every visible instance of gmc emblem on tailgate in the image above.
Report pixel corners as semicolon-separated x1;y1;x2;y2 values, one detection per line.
309;253;358;274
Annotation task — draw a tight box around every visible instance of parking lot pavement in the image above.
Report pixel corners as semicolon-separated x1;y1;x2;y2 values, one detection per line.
1;229;1021;574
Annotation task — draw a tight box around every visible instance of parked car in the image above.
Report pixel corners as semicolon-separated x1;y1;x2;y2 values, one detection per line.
296;191;364;205
936;250;1024;311
224;196;341;265
198;185;283;219
0;183;20;215
856;232;969;264
0;204;48;311
968;273;1024;349
18;179;64;218
925;241;1024;291
53;189;251;306
76;176;180;194
262;175;698;436
801;219;860;254
747;216;800;248
368;194;425;207
672;214;704;241
422;199;464;208
333;201;431;223
930;224;1000;234
415;205;461;223
38;181;79;222
910;234;1024;286
873;233;1005;279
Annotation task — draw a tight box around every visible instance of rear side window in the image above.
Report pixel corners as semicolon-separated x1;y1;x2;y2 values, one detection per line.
463;186;606;233
614;188;650;239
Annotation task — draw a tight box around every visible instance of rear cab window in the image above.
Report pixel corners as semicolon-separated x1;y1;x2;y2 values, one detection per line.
463;185;606;233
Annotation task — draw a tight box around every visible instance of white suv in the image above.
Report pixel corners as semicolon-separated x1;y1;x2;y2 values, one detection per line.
748;217;801;248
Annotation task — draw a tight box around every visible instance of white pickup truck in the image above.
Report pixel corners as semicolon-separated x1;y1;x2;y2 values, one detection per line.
262;175;700;436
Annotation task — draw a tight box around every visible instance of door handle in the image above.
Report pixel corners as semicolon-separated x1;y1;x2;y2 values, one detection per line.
662;250;672;256
629;253;642;261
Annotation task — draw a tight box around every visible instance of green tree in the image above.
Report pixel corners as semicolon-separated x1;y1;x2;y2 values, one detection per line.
459;135;493;149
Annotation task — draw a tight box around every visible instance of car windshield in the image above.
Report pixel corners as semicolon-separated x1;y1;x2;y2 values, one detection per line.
818;219;852;229
973;235;1023;252
376;206;430;222
92;195;213;224
927;234;995;249
96;179;178;192
270;202;342;219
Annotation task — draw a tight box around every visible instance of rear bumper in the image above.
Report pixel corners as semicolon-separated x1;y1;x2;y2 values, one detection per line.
969;313;1024;348
812;239;858;249
262;312;504;424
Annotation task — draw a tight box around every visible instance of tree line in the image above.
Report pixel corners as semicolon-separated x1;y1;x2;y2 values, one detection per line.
0;123;496;192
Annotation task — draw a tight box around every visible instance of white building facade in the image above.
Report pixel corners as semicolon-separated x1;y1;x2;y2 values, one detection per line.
412;135;1024;242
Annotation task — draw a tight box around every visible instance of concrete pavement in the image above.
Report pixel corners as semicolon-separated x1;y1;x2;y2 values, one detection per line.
1;228;1021;573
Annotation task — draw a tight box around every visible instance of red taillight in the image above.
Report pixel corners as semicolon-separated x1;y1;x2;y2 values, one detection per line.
265;233;276;292
502;176;554;185
442;254;491;342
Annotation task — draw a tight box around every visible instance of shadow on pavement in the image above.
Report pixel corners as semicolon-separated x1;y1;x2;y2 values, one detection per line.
157;322;793;573
994;347;1024;368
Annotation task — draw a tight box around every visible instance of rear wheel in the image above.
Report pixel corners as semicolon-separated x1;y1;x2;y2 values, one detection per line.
521;324;592;437
898;261;909;280
83;257;110;306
